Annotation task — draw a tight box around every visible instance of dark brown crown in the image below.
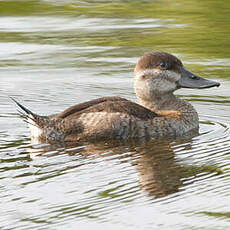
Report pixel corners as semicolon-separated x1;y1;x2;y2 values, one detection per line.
135;51;183;73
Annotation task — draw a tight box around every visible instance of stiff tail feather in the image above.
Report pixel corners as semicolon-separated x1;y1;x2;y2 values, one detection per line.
10;97;39;128
11;97;34;115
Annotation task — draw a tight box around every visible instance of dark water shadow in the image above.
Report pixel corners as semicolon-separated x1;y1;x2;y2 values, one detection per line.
24;137;223;199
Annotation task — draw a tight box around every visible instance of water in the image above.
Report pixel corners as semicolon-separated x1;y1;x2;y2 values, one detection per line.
1;0;230;229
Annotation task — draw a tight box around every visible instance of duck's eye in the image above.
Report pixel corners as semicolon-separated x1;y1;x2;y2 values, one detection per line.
160;62;167;69
141;75;147;79
191;75;199;80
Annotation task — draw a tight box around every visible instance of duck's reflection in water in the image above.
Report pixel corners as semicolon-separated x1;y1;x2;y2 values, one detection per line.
28;138;194;198
134;140;186;197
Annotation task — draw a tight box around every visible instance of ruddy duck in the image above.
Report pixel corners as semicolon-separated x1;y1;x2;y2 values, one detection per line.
13;52;220;143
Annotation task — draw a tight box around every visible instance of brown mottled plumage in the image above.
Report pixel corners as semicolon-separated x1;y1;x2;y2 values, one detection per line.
13;51;220;143
55;97;158;120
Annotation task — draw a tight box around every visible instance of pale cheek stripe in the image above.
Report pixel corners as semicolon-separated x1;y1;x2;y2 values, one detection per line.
135;69;161;78
165;70;181;81
135;69;181;81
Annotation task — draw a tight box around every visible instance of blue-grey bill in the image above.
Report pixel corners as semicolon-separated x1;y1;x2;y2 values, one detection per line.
178;67;220;89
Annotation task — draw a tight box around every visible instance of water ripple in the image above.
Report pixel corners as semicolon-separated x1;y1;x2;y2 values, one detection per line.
1;1;230;229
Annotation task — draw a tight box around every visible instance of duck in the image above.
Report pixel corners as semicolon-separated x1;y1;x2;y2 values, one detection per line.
13;51;220;143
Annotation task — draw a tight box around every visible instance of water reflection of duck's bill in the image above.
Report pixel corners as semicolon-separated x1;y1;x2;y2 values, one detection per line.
28;138;193;198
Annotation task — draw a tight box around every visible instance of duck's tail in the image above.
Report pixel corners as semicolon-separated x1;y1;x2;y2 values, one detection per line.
11;97;41;128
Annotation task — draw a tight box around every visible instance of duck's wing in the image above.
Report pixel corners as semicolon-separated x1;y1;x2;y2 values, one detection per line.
12;96;160;142
54;96;158;120
13;96;159;140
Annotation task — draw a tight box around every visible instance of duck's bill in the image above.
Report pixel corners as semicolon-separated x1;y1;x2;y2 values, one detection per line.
178;67;220;89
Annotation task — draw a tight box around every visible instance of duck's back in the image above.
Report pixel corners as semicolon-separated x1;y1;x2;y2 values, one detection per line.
55;96;157;120
23;96;162;142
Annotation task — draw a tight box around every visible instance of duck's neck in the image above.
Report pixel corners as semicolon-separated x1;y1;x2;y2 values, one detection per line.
138;93;178;112
137;92;197;119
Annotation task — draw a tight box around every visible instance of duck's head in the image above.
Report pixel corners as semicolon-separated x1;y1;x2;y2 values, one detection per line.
134;51;220;101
